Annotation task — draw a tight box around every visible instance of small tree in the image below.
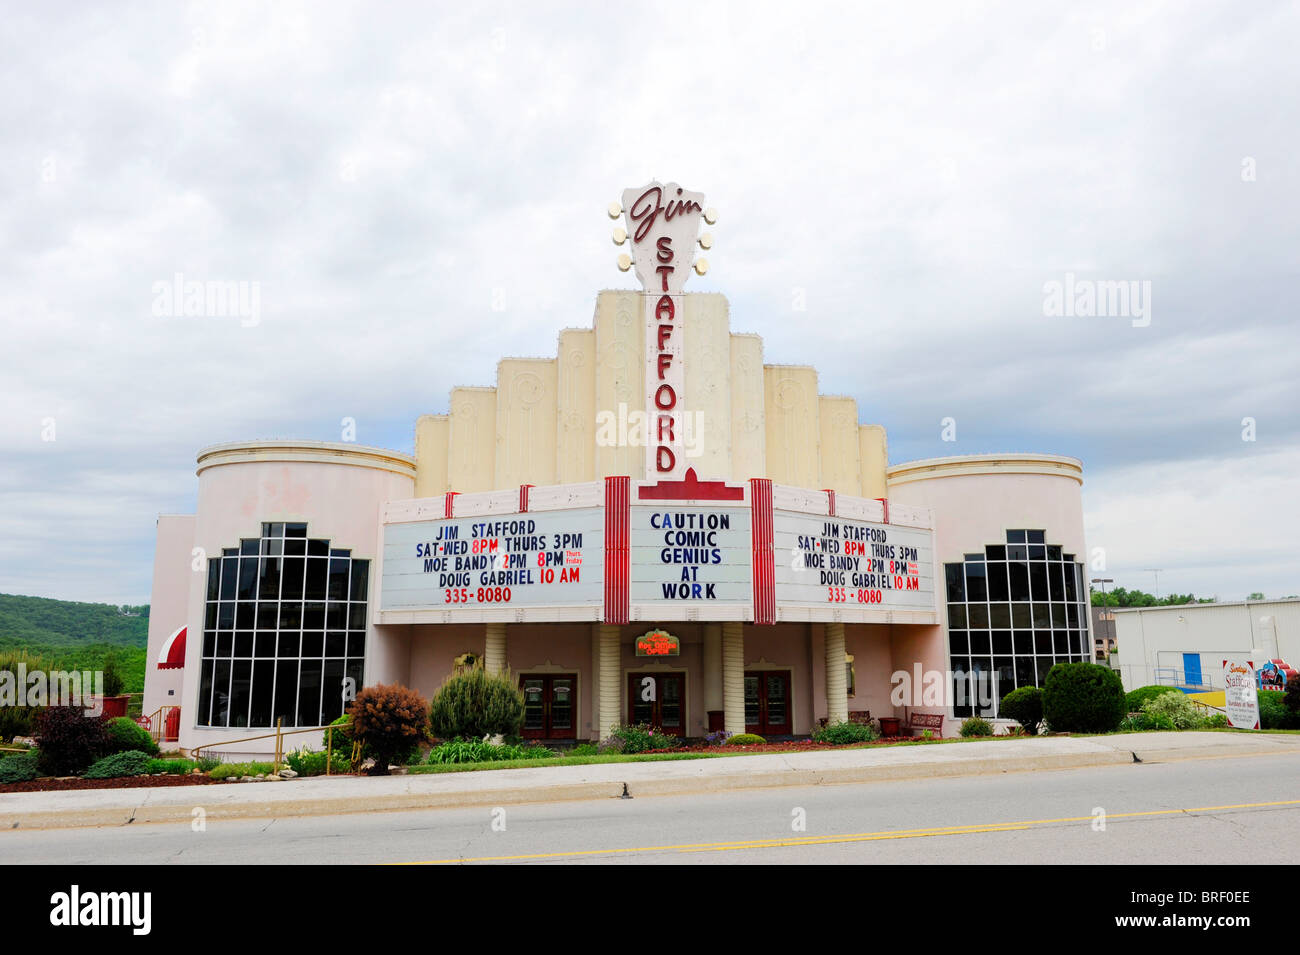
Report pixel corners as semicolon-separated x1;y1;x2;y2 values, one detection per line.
0;649;47;741
998;686;1043;734
429;664;525;741
346;683;428;775
34;705;109;776
101;651;125;697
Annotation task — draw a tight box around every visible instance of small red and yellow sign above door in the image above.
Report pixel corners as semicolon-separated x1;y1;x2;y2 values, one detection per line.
635;629;680;656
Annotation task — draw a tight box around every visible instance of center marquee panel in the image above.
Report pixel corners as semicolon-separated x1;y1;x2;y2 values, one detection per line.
378;488;937;623
772;511;935;612
629;504;752;612
381;508;605;610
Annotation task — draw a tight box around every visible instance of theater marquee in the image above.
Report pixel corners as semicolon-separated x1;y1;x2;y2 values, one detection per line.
378;476;937;626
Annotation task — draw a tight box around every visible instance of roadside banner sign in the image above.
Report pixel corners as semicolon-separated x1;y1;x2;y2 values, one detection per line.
1222;659;1260;730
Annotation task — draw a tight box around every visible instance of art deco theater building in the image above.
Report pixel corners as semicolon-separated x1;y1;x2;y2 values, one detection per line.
144;182;1092;754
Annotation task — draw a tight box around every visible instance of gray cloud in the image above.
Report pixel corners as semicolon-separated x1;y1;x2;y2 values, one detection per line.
2;0;1297;604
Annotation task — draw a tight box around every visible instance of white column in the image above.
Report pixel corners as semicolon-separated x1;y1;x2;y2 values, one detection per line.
598;624;621;740
485;622;506;675
824;622;848;725
722;622;745;735
703;623;723;717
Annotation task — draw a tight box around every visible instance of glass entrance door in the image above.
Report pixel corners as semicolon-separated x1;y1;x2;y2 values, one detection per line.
520;674;577;739
744;670;792;737
626;673;686;737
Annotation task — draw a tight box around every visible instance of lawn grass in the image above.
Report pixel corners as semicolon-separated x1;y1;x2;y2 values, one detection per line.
407;752;716;774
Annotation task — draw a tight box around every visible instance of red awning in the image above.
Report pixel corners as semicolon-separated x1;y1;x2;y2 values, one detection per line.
158;626;186;669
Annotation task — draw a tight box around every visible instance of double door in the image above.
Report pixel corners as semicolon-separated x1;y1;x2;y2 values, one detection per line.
745;670;792;737
520;674;577;739
626;672;685;737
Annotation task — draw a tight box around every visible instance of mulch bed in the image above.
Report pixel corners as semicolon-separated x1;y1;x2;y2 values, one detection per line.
0;775;221;795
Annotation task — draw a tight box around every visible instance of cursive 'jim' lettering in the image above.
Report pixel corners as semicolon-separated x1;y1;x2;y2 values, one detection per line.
629;186;703;242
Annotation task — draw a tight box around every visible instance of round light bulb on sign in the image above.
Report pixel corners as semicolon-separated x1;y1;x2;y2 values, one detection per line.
617;253;632;272
703;207;718;225
612;226;627;246
698;233;713;249
694;258;709;276
607;201;622;219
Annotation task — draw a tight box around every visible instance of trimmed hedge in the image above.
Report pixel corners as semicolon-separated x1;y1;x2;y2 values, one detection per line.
812;720;879;744
104;717;158;757
998;686;1043;734
1125;685;1183;712
83;750;152;779
0;751;39;783
1258;691;1299;729
1042;662;1127;733
726;733;766;745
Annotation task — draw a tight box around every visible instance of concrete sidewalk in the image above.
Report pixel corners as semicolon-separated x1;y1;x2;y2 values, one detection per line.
3;731;1297;831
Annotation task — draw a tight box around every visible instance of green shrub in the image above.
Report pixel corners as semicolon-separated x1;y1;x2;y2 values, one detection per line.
0;650;48;741
195;754;221;773
349;683;430;775
83;749;152;779
1284;679;1300;716
570;743;599;757
428;665;524;742
1125;685;1183;712
1042;662;1127;733
0;751;39;783
598;723;678;754
1140;692;1205;729
812;720;879;744
101;650;126;698
104;717;158;757
1258;692;1299;729
424;740;557;764
725;733;766;745
1119;713;1155;732
34;705;109;776
322;715;355;752
1204;713;1229;728
208;761;275;780
285;746;351;776
959;716;994;737
998;686;1044;734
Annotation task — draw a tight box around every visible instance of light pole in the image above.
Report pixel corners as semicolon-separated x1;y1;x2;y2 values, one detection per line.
1091;577;1115;661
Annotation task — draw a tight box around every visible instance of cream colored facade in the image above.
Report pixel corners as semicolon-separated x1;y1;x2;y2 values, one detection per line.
148;290;1091;756
414;290;890;499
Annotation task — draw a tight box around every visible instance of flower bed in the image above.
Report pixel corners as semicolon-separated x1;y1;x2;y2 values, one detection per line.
0;774;220;794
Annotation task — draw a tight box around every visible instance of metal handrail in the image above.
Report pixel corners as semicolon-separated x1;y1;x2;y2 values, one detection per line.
190;719;358;775
140;705;181;744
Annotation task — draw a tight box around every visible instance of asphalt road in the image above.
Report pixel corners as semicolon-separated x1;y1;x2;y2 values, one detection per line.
5;752;1298;864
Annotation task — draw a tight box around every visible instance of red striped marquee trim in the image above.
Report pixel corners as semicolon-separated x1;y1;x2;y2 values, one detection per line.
603;476;630;624
519;484;534;513
750;478;776;625
444;491;459;519
823;488;836;517
875;497;889;523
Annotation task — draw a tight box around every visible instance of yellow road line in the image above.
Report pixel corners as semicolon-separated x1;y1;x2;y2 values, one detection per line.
401;798;1300;864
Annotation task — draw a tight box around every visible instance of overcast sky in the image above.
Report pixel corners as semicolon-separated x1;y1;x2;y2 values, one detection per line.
2;1;1297;607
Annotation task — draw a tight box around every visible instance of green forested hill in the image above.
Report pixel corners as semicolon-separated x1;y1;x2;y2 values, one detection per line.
0;594;150;694
0;593;150;648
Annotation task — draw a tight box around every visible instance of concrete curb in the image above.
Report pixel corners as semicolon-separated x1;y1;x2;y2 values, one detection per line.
3;733;1295;831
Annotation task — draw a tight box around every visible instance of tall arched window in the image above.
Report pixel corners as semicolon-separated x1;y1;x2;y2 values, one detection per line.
945;529;1090;718
197;522;368;729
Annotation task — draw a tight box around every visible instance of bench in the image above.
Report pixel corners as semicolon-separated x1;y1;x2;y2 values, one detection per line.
909;711;944;738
